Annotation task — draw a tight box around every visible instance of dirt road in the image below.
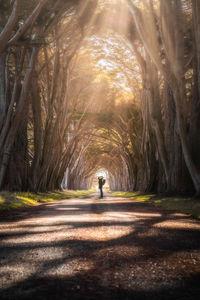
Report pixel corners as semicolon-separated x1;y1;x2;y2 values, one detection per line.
0;193;200;300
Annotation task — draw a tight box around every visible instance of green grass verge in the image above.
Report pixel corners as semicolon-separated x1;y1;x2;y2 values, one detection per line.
110;191;200;219
0;189;94;210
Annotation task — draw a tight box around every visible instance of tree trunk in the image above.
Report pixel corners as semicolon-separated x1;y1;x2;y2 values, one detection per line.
0;48;37;189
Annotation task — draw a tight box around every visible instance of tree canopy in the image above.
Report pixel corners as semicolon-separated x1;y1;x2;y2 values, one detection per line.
0;0;199;195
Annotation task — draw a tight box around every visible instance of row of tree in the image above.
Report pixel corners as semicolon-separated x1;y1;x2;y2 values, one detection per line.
64;0;200;196
125;0;200;195
0;0;99;191
0;0;199;195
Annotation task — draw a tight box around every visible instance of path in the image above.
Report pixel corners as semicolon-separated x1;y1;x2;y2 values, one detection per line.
0;193;200;300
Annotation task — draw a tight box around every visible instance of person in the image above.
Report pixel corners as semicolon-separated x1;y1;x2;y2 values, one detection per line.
98;176;105;198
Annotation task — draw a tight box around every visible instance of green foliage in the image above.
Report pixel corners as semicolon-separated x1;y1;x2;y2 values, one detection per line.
0;190;94;210
110;191;200;219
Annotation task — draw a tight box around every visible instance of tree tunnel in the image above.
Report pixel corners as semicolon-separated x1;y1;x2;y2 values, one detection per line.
0;0;200;195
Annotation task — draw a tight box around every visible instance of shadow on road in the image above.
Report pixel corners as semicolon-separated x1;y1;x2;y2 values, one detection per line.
0;195;200;299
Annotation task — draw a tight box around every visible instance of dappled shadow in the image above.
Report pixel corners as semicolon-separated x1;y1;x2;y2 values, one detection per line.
0;195;200;299
1;273;200;300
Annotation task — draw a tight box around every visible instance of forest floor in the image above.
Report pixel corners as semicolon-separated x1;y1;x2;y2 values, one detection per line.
0;192;200;300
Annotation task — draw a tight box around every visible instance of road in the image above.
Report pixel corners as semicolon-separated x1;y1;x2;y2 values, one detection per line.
0;193;200;300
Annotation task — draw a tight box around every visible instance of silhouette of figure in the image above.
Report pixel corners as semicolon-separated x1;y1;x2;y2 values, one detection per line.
98;176;105;198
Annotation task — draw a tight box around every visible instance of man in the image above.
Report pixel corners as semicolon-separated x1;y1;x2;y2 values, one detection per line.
98;176;105;198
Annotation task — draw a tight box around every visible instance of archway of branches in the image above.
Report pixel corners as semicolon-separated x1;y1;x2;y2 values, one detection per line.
0;0;200;195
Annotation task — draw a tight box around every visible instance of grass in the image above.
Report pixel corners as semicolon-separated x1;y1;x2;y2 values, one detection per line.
0;189;94;210
110;191;200;219
1;189;200;220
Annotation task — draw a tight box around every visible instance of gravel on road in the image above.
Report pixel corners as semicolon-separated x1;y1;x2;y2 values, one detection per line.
0;193;200;300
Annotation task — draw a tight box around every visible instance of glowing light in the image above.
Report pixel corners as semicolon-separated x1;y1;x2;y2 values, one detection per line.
96;169;107;178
